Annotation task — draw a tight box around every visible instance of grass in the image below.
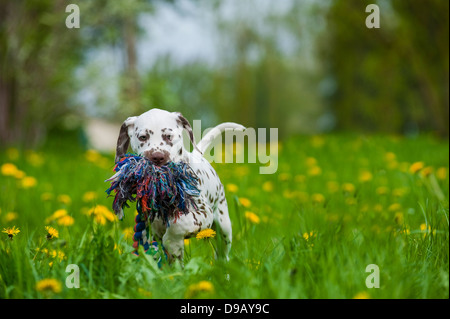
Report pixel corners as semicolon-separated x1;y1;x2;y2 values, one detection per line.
0;132;448;299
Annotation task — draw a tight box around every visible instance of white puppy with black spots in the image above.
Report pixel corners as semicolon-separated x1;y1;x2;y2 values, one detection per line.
115;108;245;262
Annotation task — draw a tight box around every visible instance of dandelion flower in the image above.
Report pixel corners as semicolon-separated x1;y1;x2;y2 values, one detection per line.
388;203;402;212
35;278;62;294
342;183;355;193
420;166;433;178
45;226;59;240
409;162;424;174
359;171;373;182
45;209;68;223
185;281;214;298
21;176;37;188
196;229;216;240
41;192;54;201
262;181;274;192
307;166;322;176
1;163;18;176
376;186;389;195
245;211;260;224
4;212;18;222
82;191;98;202
57;194;72;205
226;184;239;193
2;226;20;239
311;193;325;204
353;291;370;299
239;197;251;208
122;227;134;240
436;167;447;180
86;205;116;225
57;215;74;227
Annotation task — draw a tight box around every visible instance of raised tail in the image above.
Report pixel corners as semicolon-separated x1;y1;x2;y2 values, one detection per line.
197;122;246;154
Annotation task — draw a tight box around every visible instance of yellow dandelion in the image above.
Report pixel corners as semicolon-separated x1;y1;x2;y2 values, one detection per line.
394;212;404;224
4;212;18;222
122;227;134;240
384;152;396;162
278;173;291;181
305;157;317;167
245;211;260;224
35;278;62;294
409;162;424;174
388;203;402;212
342;183;355;193
2;226;20;239
294;174;306;183
45;209;68;223
85;149;102;162
21;176;37;188
373;204;383;212
359;171;373;182
420;166;433;178
376;186;389;195
57;215;74;227
26;151;44;167
392;188;408;197
226;183;239;193
436;167;447;180
196;228;216;240
57;194;72;205
185;281;214;298
262;181;274;192
87;205;116;224
307;166;322;176
82;191;98;202
41;192;54;201
184;239;191;246
1;163;19;176
45;226;59;240
303;231;316;241
311;193;325;204
13;170;26;179
353;291;370;299
239;197;251;208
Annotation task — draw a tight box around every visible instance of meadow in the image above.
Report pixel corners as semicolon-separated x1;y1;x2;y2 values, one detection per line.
0;132;448;299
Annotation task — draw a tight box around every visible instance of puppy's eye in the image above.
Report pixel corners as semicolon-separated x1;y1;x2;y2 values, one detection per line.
138;135;148;142
163;134;173;141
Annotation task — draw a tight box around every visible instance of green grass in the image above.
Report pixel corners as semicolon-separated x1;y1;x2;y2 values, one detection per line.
0;133;448;299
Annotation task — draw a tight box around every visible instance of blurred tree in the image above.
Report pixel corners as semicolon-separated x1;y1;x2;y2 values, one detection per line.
319;0;449;136
0;0;83;147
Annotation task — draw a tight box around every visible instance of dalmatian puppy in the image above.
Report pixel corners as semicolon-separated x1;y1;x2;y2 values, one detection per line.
115;108;245;262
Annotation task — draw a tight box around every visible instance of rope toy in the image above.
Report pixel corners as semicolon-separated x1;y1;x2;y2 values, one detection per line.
105;154;200;257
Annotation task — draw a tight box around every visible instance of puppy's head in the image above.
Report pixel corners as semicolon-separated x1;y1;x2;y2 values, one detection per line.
115;108;198;165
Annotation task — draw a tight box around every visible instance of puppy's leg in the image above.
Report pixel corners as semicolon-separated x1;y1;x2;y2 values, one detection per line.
214;197;232;261
162;230;184;263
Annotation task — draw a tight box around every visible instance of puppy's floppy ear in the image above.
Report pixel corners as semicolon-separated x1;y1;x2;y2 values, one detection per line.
175;112;201;154
115;116;137;163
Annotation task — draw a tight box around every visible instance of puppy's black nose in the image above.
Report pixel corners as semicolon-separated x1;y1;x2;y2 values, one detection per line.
150;152;166;166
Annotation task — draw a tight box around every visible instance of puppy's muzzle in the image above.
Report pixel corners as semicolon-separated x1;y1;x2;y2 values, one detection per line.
144;150;169;166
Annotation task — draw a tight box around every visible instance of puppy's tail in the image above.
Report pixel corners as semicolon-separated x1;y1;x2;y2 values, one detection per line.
197;122;246;154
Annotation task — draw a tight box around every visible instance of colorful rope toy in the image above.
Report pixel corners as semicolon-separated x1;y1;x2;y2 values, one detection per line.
105;154;200;258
